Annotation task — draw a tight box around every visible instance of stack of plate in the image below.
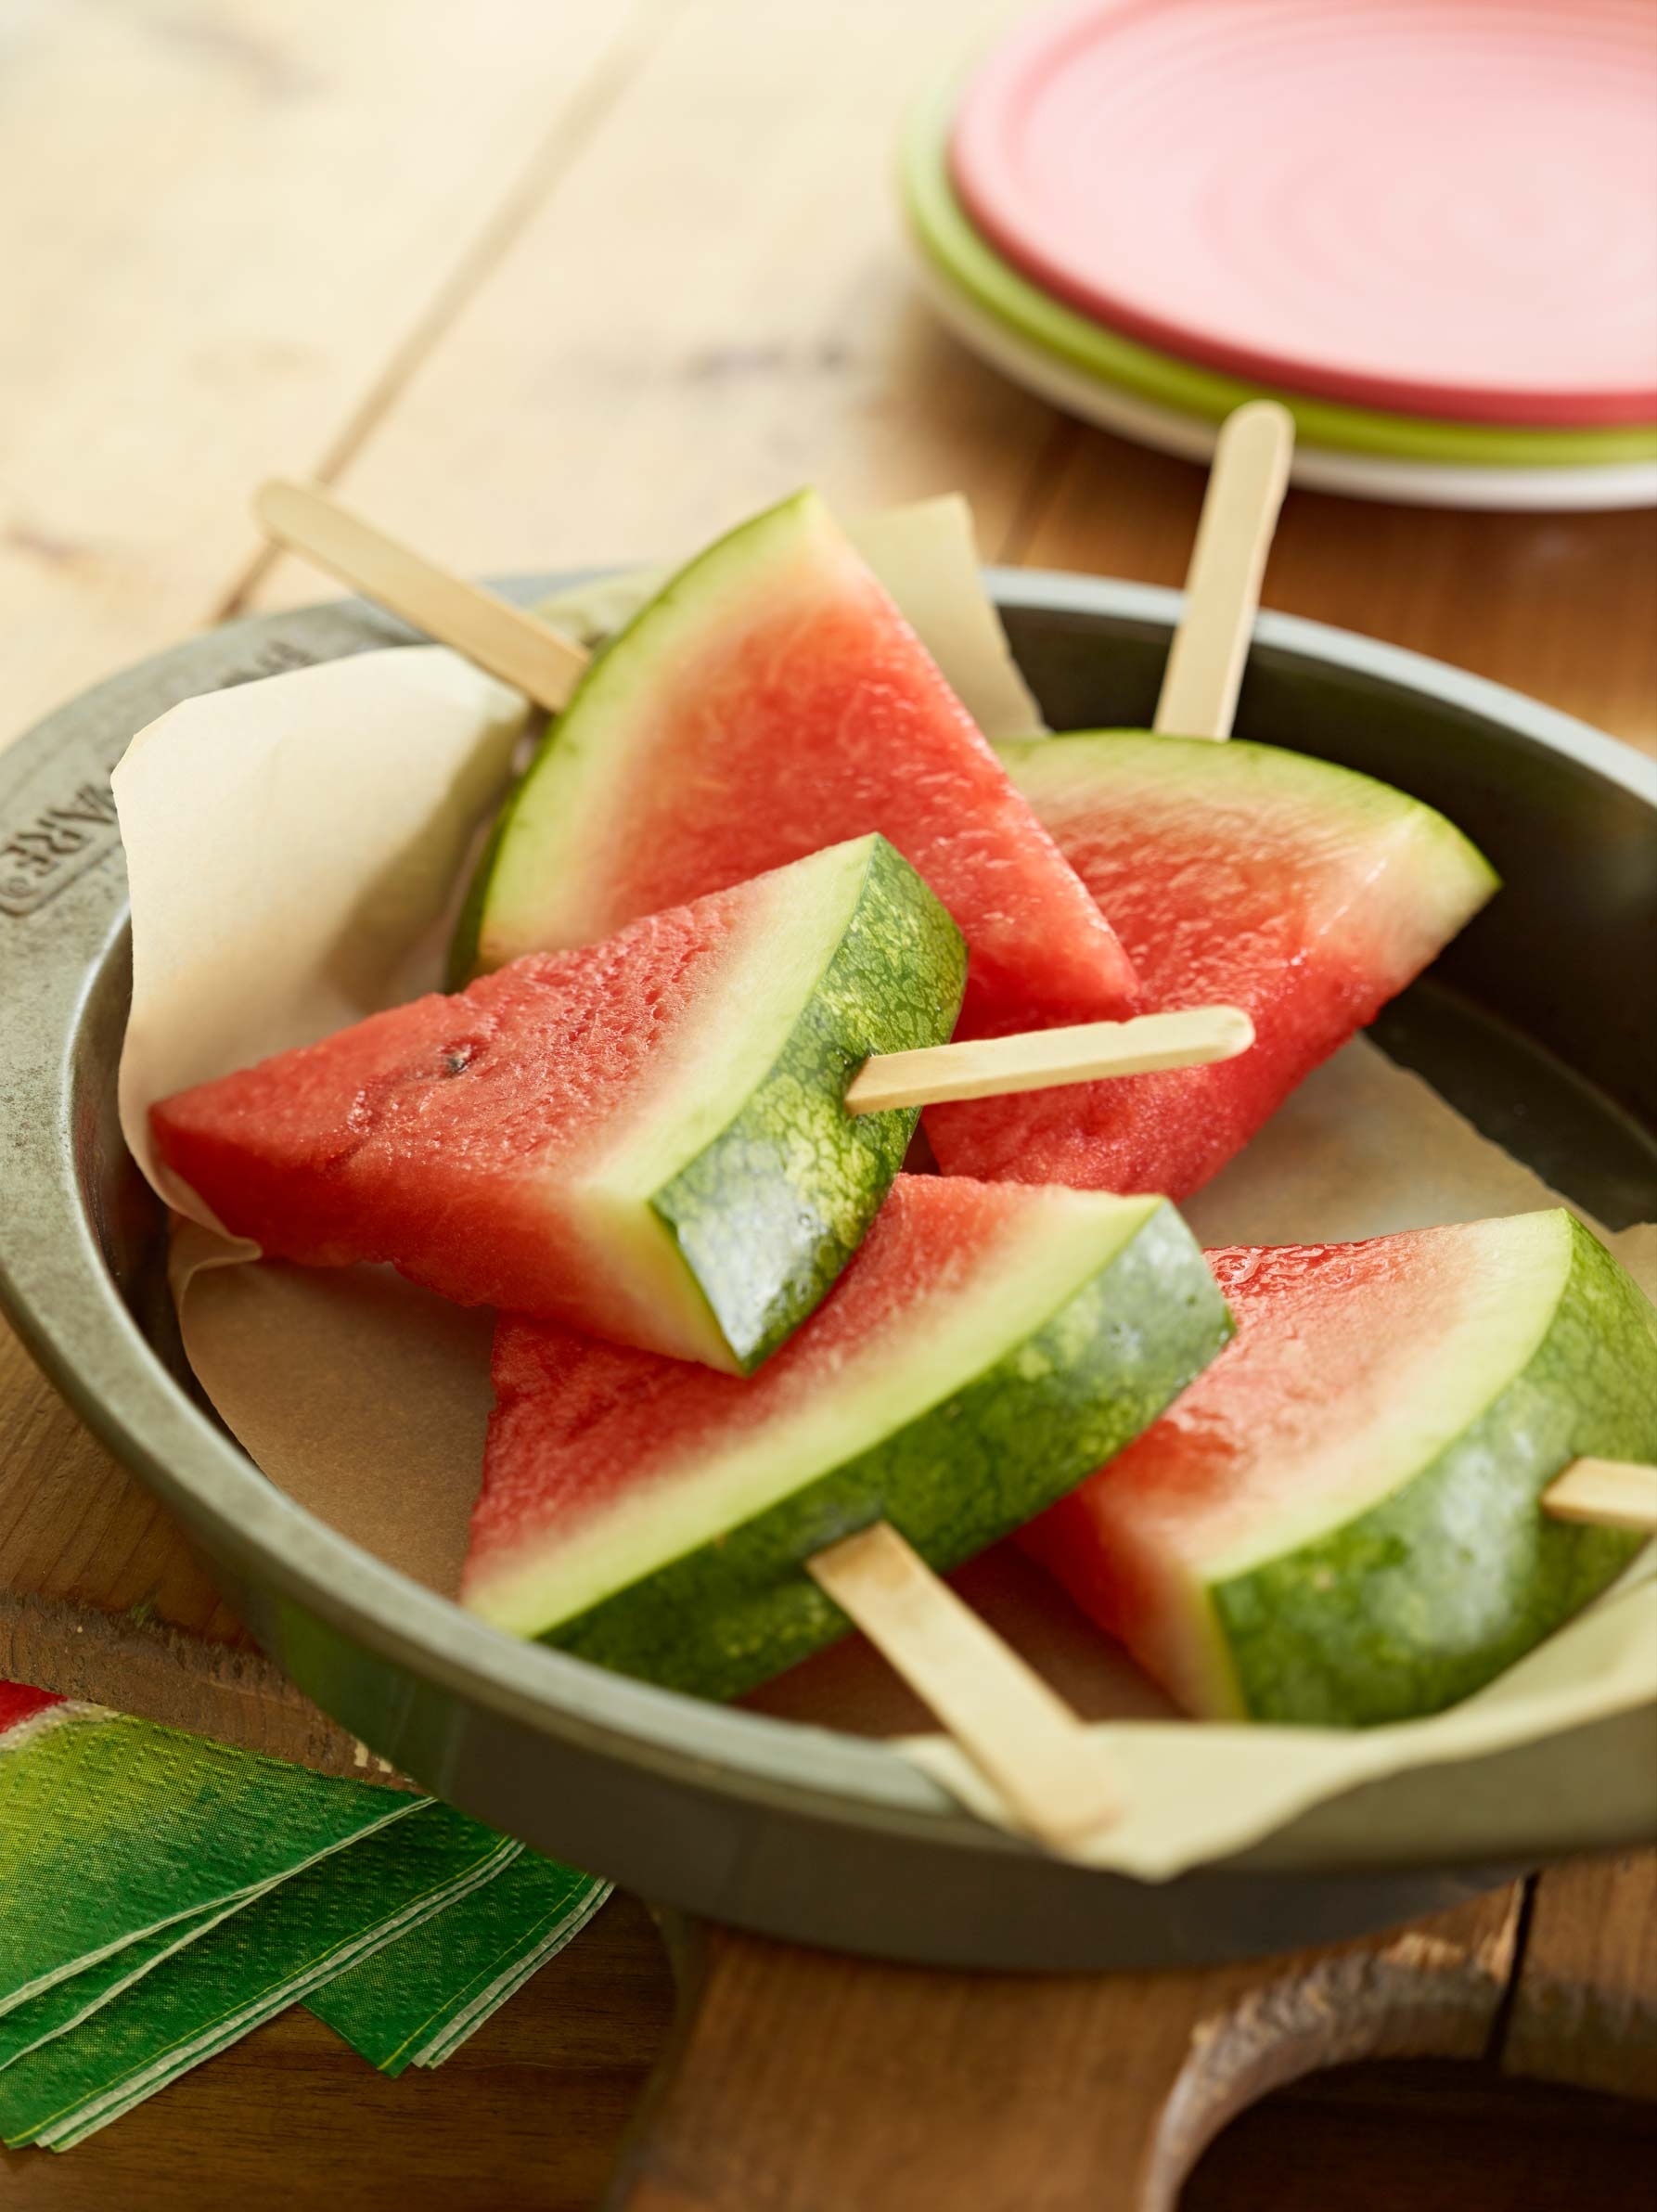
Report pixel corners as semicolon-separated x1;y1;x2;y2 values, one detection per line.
902;0;1657;509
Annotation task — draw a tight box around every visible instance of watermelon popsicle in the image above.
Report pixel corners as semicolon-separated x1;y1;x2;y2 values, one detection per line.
463;1175;1233;1701
450;485;1137;1034
1024;1214;1657;1727
925;400;1494;1194
925;733;1497;1195
152;837;967;1373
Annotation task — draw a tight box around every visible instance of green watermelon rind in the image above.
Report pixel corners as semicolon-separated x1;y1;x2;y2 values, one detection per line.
535;1199;1234;1701
1208;1213;1657;1727
646;834;967;1373
458;490;828;980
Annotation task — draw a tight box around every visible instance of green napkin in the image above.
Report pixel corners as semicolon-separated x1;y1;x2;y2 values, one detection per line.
310;1848;611;2074
0;1690;417;2025
0;1801;518;2149
0;1902;227;2074
2;1684;609;2141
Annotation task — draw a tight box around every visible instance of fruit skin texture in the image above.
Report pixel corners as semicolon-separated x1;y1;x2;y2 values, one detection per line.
467;1175;1234;1702
926;732;1499;1197
457;488;1137;1035
150;837;965;1373
1026;1212;1655;1728
643;836;969;1370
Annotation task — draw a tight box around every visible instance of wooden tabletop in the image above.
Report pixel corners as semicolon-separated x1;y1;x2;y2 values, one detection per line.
2;3;1654;2206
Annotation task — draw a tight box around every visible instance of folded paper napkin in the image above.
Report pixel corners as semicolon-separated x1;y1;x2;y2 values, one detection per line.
0;1685;609;2150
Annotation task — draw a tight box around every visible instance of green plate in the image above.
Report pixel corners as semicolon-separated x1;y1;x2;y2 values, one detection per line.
900;85;1657;472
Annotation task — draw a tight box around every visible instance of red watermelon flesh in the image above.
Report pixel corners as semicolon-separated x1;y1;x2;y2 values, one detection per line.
468;489;1137;1035
471;1177;1047;1596
0;1684;63;1741
149;836;966;1373
152;917;736;1355
925;734;1497;1197
1024;1213;1657;1726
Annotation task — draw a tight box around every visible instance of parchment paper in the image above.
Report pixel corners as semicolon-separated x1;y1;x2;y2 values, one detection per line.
111;508;1655;1877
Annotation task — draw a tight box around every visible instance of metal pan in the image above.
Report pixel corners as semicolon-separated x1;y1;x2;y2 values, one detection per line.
2;574;1653;1971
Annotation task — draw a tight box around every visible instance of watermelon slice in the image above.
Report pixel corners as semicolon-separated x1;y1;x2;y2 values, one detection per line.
926;734;1497;1196
151;837;966;1373
464;1174;1232;1699
456;490;1137;1034
1025;1212;1657;1728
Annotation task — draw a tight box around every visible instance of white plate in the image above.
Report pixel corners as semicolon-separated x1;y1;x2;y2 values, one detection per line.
911;252;1657;513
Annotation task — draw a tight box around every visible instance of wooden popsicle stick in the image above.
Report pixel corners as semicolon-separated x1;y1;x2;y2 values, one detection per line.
807;1522;1119;1849
846;1004;1254;1114
1541;1458;1657;1535
254;479;590;712
1153;400;1294;741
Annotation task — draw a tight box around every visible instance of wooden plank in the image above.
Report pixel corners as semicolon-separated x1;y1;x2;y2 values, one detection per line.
245;0;1053;605
1017;433;1657;757
1505;1853;1657;2100
0;0;673;747
0;1590;392;1781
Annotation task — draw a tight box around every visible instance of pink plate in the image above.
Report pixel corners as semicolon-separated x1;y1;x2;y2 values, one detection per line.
951;0;1657;426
